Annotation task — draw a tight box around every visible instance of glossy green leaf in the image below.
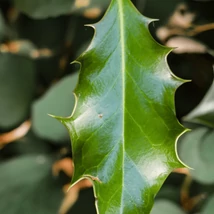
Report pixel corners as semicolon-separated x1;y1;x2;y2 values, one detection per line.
14;0;109;19
32;73;78;143
151;200;186;214
179;127;214;184
184;79;214;128
58;0;186;213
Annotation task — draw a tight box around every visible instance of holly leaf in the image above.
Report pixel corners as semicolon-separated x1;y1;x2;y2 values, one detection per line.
57;0;186;213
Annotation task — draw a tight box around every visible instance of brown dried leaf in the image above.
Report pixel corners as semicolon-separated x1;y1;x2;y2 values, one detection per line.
52;158;74;177
166;36;209;54
74;0;90;8
0;121;31;148
168;3;196;29
181;175;206;211
83;7;102;19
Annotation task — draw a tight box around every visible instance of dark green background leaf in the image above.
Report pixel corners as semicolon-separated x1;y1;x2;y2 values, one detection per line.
151;200;186;214
0;53;35;130
179;127;214;184
0;155;64;214
14;0;109;19
202;194;214;214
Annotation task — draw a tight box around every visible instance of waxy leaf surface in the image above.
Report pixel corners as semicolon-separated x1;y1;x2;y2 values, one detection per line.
60;0;185;213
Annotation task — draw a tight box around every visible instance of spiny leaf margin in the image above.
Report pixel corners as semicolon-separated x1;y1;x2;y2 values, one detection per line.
55;0;187;213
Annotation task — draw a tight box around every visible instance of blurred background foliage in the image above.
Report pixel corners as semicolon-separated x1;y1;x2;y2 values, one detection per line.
0;0;214;213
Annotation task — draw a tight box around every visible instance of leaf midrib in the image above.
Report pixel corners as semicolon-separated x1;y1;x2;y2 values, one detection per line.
118;0;126;212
